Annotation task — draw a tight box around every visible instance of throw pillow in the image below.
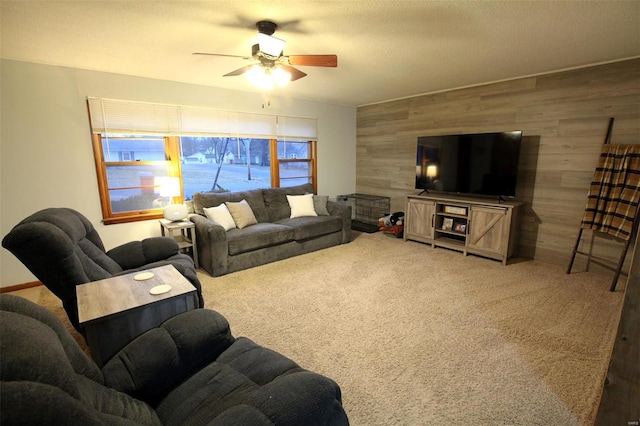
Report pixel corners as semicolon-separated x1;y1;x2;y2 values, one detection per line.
312;195;330;216
287;194;318;218
225;199;258;229
203;204;236;231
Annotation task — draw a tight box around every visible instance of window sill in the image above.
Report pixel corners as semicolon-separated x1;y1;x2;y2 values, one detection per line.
103;212;164;225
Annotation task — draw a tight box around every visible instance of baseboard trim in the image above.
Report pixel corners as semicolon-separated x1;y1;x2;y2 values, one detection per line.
0;281;43;293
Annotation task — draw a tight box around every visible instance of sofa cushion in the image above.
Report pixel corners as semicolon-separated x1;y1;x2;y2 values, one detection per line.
227;223;295;255
287;194;318;218
313;195;330;216
75;375;161;425
226;199;259;229
103;309;234;407
262;184;315;222
193;189;269;223
0;294;103;383
203;204;236;231
277;216;344;241
155;338;346;426
0;309;160;425
1;381;155;426
1;311;83;400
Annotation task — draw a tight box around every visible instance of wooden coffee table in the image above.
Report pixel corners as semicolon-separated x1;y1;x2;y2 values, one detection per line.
77;264;197;366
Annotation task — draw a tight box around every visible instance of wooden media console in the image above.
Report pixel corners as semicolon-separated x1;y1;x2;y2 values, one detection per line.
404;194;522;265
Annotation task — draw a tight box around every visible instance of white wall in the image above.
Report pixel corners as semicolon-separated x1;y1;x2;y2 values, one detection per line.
0;59;357;288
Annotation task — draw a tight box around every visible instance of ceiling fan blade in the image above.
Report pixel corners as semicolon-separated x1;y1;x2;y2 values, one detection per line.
281;65;307;81
287;55;337;67
223;65;255;77
193;52;251;60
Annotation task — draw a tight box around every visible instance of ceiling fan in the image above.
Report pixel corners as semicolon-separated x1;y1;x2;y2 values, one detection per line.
193;20;337;88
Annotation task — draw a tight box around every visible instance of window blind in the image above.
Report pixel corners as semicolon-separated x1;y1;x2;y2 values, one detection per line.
277;116;317;140
87;98;181;135
87;97;316;140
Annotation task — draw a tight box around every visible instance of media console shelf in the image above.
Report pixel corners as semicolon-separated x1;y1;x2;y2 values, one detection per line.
404;195;522;265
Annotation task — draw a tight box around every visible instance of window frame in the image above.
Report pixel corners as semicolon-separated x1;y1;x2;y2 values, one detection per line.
271;139;317;189
92;134;183;224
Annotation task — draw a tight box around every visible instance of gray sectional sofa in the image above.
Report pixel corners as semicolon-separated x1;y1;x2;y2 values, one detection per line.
191;183;351;276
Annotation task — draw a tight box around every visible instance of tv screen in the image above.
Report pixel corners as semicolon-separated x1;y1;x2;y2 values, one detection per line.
415;131;522;198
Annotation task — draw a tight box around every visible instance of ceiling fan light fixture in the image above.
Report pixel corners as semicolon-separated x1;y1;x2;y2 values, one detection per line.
245;65;272;90
198;19;336;86
272;66;291;87
257;33;286;58
245;65;291;90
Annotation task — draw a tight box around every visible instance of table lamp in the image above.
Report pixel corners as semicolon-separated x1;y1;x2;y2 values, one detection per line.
155;176;188;221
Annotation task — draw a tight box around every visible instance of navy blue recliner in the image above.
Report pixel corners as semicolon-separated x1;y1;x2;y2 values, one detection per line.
2;207;205;330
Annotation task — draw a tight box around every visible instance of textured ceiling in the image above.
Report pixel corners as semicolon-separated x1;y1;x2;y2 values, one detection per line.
1;1;639;106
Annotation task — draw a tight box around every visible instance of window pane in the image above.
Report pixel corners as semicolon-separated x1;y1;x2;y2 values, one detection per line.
277;140;310;159
180;136;271;198
106;164;170;213
279;177;312;187
105;165;168;189
279;161;311;188
109;189;167;213
102;136;166;161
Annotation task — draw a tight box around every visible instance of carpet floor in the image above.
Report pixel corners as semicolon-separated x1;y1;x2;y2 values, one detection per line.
34;231;624;425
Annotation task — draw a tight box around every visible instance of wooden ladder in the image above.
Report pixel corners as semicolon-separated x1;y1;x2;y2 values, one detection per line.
566;118;639;291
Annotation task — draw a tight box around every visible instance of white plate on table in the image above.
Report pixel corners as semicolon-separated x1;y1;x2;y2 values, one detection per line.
133;272;155;281
149;284;172;295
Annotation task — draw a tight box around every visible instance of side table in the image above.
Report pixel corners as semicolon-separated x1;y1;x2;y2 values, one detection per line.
160;218;199;268
77;264;197;366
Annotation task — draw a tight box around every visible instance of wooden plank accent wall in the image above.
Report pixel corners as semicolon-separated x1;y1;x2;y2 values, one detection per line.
595;228;639;425
356;59;640;270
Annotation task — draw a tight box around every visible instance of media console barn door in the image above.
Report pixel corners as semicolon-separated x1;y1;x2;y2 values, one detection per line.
405;195;522;265
404;198;436;243
467;206;514;265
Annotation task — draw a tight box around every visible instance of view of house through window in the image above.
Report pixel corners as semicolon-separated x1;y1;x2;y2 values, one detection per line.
180;137;315;200
95;135;176;218
180;137;271;198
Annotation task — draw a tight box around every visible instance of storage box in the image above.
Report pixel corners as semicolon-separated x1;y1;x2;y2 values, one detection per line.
444;205;467;215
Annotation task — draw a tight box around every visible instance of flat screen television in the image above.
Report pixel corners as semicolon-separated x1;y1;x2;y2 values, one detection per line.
415;131;523;199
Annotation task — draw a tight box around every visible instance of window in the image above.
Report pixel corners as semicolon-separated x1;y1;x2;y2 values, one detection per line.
180;136;316;199
180;136;272;198
91;134;182;224
87;98;317;224
274;139;317;189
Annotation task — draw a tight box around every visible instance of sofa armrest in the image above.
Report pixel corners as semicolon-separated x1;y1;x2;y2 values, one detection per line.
327;201;352;243
102;309;234;406
107;237;179;269
190;214;229;276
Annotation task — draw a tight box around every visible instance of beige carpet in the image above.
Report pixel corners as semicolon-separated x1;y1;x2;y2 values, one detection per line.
36;231;624;425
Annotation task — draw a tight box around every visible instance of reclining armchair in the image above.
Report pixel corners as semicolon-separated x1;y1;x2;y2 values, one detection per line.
2;208;204;331
0;294;349;425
